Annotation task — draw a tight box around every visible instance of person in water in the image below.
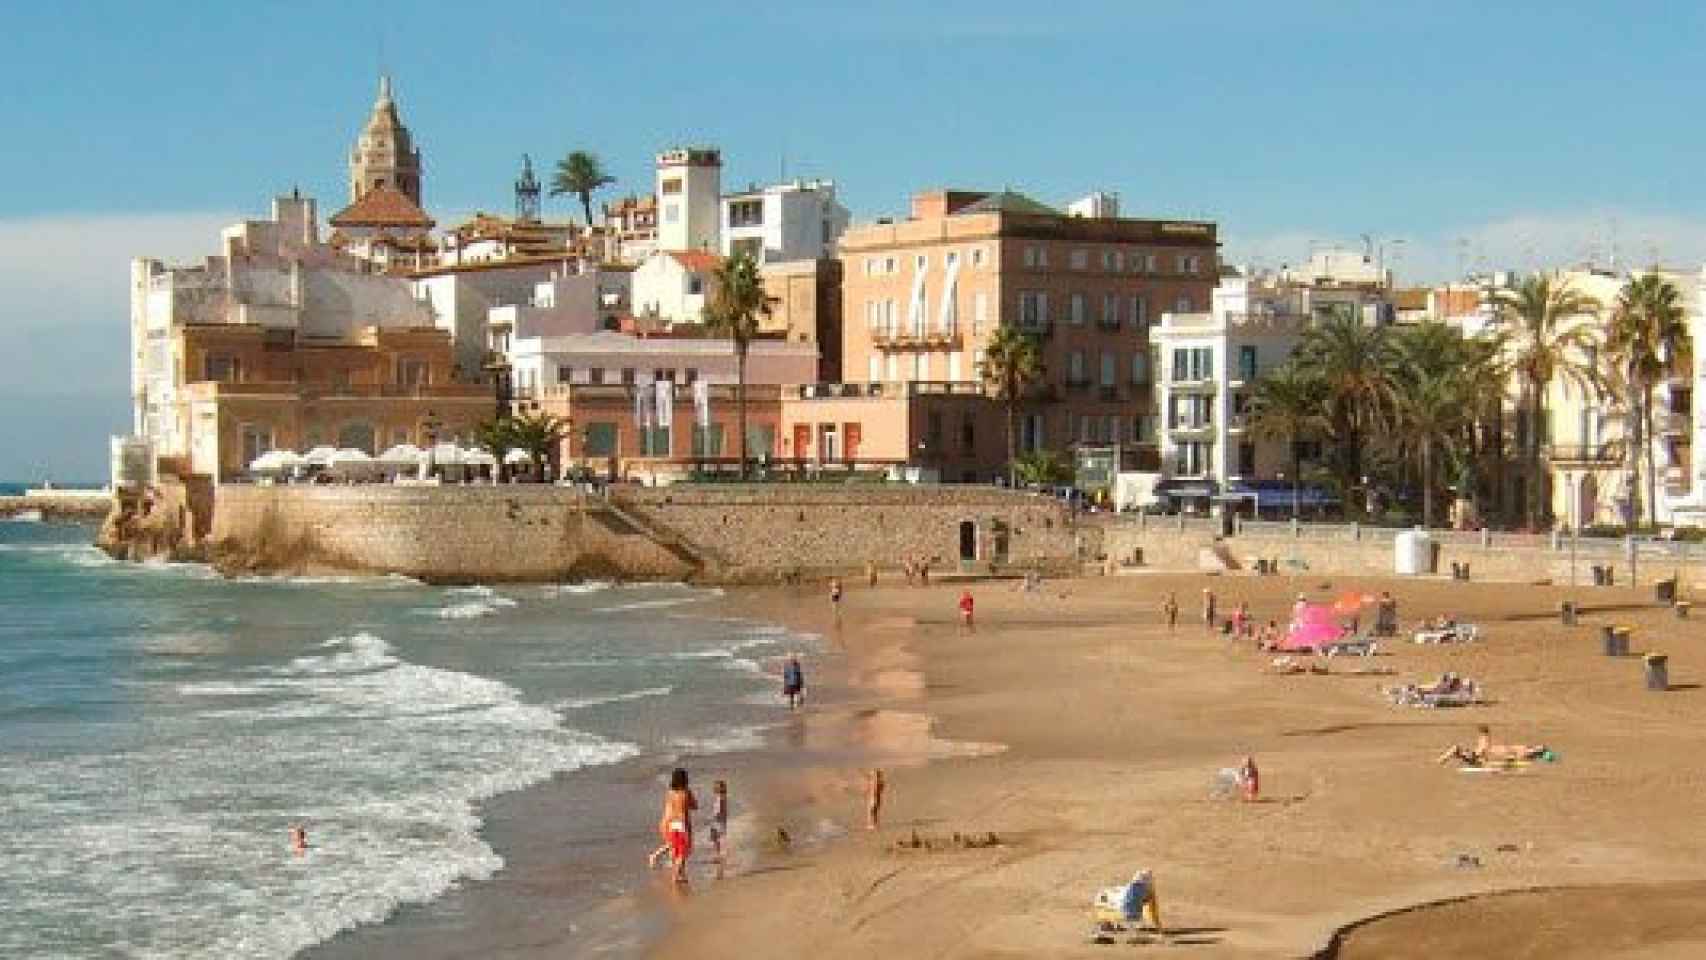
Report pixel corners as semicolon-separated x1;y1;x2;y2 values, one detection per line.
289;824;308;856
656;767;698;884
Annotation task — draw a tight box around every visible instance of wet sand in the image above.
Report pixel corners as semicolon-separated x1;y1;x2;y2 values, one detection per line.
651;571;1706;958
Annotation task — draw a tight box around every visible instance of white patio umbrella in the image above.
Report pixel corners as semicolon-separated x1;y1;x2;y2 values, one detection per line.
503;447;535;465
303;445;339;468
461;448;497;468
327;448;378;477
427;442;463;465
377;443;423;467
248;450;303;474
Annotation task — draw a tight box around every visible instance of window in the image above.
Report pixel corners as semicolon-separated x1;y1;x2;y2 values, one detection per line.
1019;291;1048;329
399;359;429;386
885;355;900;380
912;353;929;381
1144;253;1158;273
1175;441;1211;476
884;256;897;274
727;199;763;227
664;202;680;224
1068;350;1086;383
972;247;986;268
1171;347;1212;381
621;368;636;385
1131;296;1148;330
973;292;988;333
747;425;776;458
642;426;671;457
583;422;617;456
868;355;882;382
1237;345;1258;381
589;366;605;385
1130;352;1149;384
1069;293;1086;325
1101;293;1119;328
1023;245;1047;268
948;352;962;381
946;251;959;267
692;424;725;456
961;415;976;452
1175;295;1193;313
1100;352;1116;386
865;258;877;277
1101;250;1117;271
687;277;704;295
915;253;928;271
1021;412;1045;452
1237;442;1256;477
556;364;574;385
204;354;241;383
685;368;699;383
656;368;677;383
1069;249;1088;270
1175;254;1189;274
661;178;683;195
731;236;762;261
241;424;272;466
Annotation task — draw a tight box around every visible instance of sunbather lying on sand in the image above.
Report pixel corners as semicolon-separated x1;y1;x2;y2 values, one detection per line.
1268;656;1328;675
1436;725;1551;765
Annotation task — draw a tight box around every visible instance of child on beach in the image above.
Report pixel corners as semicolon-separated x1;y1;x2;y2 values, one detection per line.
958;589;975;630
1161;592;1179;632
708;779;730;864
1231;601;1250;638
829;577;843;618
1239;755;1260;802
866;768;885;830
654;768;698;884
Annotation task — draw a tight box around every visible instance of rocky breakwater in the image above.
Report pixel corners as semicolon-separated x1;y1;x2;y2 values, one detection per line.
1;493;113;522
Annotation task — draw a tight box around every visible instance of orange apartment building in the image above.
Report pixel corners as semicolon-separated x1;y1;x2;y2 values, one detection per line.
796;189;1219;482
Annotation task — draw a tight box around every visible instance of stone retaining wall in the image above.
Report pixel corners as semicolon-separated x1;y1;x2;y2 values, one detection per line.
177;484;1079;583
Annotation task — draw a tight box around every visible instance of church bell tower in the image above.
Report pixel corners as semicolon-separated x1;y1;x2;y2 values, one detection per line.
348;75;423;205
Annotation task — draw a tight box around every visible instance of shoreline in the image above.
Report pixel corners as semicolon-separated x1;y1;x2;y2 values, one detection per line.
300;582;934;959
647;571;1706;958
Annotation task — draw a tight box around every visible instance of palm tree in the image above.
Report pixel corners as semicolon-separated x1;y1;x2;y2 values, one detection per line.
473;418;517;483
704;252;775;478
1291;310;1399;517
1390;322;1504;527
507;411;569;483
1608;273;1690;528
549;151;616;226
1248;360;1325;518
978;324;1046;488
1492;275;1602;529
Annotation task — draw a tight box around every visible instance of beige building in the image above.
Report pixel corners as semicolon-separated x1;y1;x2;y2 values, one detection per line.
833;189;1218;478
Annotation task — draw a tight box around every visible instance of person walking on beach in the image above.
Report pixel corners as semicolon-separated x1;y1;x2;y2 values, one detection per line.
866;768;885;830
1161;592;1179;632
1239;755;1260;802
1202;588;1217;632
656;768;698;885
782;655;805;709
866;560;878;588
829;577;843;620
708;779;730;869
958;589;975;631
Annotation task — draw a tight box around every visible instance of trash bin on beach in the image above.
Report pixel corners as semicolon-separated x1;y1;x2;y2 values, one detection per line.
1655;578;1677;604
1560;600;1577;626
1645;654;1670;691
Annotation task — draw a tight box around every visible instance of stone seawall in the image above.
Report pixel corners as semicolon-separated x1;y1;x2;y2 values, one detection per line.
1103;521;1706;591
103;483;1084;583
1;494;111;521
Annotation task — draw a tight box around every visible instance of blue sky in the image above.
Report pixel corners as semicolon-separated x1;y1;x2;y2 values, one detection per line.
3;1;1705;479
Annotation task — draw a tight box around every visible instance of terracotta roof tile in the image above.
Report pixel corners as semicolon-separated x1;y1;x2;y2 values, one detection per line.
666;250;722;272
329;186;435;228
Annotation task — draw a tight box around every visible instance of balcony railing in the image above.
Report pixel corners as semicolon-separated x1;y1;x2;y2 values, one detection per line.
1016;318;1053;339
1659;409;1692;435
1096;315;1122;332
871;327;962;349
1064;376;1092;392
1097;385;1120;402
1548;444;1621;464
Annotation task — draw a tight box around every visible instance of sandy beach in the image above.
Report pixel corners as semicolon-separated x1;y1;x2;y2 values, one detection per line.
649;570;1706;959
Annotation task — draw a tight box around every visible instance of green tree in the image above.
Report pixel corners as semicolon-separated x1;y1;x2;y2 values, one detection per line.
1608;273;1690;528
1248;360;1326;517
472;418;518;483
1012;450;1073;488
506;411;569;483
1390;322;1504;527
704;252;775;478
1290;310;1399;517
1492;275;1602;529
549;151;616;226
978;324;1046;488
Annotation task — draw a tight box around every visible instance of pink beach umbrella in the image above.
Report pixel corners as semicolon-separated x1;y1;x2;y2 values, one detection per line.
1279;603;1343;652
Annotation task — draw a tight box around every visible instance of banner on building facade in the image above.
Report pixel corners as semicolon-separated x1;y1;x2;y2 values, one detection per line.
634;381;651;431
693;379;710;430
654;380;673;430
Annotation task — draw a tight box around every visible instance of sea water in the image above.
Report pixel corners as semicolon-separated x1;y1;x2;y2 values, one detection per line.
0;519;813;958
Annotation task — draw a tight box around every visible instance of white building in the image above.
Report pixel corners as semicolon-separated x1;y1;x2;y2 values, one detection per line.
631;250;721;325
486;265;633;355
411;260;574;377
1669;266;1706;526
1151;269;1310;508
655;148;721;252
720;179;849;264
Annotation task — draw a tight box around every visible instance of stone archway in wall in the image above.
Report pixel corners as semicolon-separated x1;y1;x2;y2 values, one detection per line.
337;421;377;454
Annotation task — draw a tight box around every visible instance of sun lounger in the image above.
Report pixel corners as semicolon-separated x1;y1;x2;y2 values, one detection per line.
1323;638;1379;658
1387;678;1482;707
1412;623;1479;644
